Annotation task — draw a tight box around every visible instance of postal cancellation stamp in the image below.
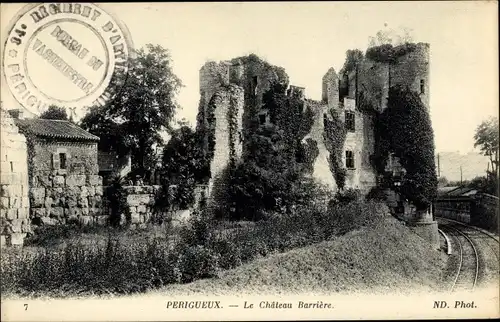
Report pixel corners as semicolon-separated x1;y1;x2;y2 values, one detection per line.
2;3;133;114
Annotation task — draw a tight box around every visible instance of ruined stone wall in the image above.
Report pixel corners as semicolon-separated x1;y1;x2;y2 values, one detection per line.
0;109;30;246
208;85;244;194
390;43;430;109
124;185;157;228
304;100;336;188
357;61;390;112
341;98;377;192
122;185;192;228
199;56;289;146
321;68;339;111
29;140;104;226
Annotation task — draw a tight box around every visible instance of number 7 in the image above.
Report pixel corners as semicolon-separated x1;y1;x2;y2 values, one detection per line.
24;304;28;310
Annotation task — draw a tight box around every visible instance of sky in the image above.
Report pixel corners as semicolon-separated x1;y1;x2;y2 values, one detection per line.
1;1;498;155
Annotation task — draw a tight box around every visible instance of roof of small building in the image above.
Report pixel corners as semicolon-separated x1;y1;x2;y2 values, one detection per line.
15;118;100;142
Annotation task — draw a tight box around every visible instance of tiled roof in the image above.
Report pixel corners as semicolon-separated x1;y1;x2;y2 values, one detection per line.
14;119;100;142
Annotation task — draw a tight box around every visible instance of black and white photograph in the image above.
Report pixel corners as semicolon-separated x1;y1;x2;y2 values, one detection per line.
0;1;498;321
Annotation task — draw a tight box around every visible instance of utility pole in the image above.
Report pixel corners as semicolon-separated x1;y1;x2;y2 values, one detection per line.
460;165;463;186
437;153;441;177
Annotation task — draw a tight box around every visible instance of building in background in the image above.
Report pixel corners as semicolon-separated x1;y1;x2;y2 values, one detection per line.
436;151;490;182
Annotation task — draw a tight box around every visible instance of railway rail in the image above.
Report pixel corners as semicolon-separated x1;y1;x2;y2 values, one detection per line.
437;217;499;293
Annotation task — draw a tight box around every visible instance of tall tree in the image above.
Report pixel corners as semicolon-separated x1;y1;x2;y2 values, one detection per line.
80;44;183;182
158;126;210;209
39;105;68;120
474;117;499;178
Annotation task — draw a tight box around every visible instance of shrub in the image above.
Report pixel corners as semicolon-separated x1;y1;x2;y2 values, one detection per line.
366;186;387;201
176;245;221;283
105;176;130;227
1;197;390;297
331;188;362;206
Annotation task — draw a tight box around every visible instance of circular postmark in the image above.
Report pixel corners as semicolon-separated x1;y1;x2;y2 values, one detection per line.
2;3;133;115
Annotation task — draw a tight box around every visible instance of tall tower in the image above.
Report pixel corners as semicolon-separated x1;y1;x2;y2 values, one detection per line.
390;42;430;109
198;62;244;197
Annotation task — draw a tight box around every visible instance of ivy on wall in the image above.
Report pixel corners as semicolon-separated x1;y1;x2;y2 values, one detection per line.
365;43;418;64
227;86;240;168
323;110;347;190
373;85;437;210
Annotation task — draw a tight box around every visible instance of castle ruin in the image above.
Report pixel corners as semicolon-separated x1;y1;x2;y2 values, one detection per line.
197;43;430;195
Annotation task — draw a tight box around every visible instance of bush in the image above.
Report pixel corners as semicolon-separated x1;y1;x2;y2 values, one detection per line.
105;176;130;227
366;186;387;201
175;245;221;283
2;197;389;297
331;188;362;206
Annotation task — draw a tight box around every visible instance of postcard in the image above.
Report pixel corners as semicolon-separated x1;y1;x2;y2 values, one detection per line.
1;2;498;321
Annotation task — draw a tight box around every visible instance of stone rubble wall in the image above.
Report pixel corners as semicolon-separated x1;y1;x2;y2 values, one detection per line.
0;109;31;246
124;185;159;229
30;141;105;227
122;185;200;229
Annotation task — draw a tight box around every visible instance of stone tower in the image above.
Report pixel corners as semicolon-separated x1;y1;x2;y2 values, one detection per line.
198;62;244;195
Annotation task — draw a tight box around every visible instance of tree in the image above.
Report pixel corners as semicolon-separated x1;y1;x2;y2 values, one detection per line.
39;105;68;120
474;117;499;178
158;126;210;210
80;44;183;182
377;86;438;211
225;82;318;220
368;25;414;48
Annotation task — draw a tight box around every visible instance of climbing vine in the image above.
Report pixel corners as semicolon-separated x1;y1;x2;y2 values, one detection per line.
374;85;437;210
323;110;347;190
365;43;418;64
227;85;240;168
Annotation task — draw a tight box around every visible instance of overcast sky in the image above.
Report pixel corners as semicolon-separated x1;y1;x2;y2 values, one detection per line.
1;1;498;154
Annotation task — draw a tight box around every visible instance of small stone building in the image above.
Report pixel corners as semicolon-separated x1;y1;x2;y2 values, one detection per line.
14;117;105;227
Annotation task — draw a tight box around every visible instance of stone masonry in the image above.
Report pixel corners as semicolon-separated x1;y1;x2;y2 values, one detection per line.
0;109;31;246
13;118;105;228
29;141;105;226
122;185;192;228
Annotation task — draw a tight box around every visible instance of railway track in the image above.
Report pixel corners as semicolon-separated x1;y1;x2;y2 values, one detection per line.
437;217;499;293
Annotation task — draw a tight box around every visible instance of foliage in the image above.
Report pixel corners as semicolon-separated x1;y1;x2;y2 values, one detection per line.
156;126;209;211
324;110;348;189
437;176;449;187
80;106;130;157
331;188;363;206
340;49;364;75
80;44;183;182
218;80;317;220
474;117;499;176
450;175;499;196
365;43;418;64
1;198;389;297
39;105;69;120
375;86;438;210
366;186;387;201
368;26;415;48
470;194;499;233
104;176;130;226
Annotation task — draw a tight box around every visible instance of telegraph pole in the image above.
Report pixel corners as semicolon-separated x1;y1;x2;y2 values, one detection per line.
460;166;463;186
437;153;441;177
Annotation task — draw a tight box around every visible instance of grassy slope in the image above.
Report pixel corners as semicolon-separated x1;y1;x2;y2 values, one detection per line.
158;216;448;296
